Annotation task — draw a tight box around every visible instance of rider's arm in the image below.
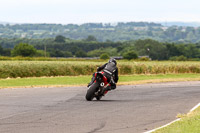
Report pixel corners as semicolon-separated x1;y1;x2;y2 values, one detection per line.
97;63;107;71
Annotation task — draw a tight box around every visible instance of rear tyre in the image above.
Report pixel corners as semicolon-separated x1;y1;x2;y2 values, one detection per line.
85;83;99;101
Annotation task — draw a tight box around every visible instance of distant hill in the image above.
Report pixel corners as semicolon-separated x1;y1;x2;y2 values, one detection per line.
0;21;9;25
0;21;200;43
160;22;200;27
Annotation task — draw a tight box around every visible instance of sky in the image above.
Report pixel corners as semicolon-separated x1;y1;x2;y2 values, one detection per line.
0;0;200;24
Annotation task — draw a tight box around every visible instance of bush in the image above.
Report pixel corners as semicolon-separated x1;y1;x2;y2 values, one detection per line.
75;50;87;57
100;53;110;59
137;57;150;61
11;43;37;57
123;51;138;60
169;55;187;61
35;50;50;57
64;51;73;57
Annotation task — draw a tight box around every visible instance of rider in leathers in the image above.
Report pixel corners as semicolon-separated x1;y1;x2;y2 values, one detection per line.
88;58;118;91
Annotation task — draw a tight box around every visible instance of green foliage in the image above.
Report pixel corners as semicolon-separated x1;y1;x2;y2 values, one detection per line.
75;50;87;57
134;39;167;60
0;45;3;55
169;55;187;61
87;47;118;57
85;35;97;41
48;49;72;57
35;50;50;57
64;51;73;57
11;43;37;57
0;45;11;56
102;47;118;56
123;50;138;60
55;35;66;43
0;61;200;78
0;37;200;60
137;57;150;61
1;22;200;42
2;48;11;56
87;49;106;57
100;53;110;59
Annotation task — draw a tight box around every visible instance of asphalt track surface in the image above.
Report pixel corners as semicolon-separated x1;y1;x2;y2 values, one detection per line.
0;81;200;133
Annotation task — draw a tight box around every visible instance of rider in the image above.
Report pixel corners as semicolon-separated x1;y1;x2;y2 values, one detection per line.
88;58;119;91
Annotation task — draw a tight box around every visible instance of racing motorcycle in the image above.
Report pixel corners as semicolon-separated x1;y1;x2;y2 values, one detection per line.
85;71;112;101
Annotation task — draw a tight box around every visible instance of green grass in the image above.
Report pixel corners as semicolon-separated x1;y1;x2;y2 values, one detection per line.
0;73;199;88
153;106;200;133
0;60;200;78
0;76;91;87
119;73;200;82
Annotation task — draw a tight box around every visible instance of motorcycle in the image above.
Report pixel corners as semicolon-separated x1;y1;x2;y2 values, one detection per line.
85;71;111;101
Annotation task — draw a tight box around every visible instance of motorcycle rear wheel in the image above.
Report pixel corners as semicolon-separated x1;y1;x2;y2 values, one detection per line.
85;83;99;101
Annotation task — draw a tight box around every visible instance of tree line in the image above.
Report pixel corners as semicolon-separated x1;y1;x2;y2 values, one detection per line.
0;35;200;61
1;22;200;43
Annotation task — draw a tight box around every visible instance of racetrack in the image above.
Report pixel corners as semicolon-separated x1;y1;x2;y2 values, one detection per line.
0;81;200;133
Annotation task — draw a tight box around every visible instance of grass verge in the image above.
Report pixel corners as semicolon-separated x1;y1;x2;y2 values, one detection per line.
0;73;199;88
152;106;200;133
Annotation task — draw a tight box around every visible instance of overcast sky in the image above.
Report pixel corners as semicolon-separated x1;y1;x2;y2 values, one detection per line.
0;0;200;24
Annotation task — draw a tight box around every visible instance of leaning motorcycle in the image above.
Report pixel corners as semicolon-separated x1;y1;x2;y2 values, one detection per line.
85;72;111;101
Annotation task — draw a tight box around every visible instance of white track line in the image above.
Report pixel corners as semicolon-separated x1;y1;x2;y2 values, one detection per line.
144;102;200;133
190;103;200;112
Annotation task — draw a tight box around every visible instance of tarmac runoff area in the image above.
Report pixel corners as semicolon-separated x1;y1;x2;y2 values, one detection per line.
0;81;200;133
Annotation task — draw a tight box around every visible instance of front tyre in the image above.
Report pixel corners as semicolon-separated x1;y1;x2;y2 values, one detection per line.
85;83;99;101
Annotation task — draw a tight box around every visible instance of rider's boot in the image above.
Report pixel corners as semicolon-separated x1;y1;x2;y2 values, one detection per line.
104;86;112;91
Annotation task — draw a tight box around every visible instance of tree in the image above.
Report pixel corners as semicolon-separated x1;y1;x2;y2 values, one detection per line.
169;55;187;61
64;51;73;57
86;35;97;42
0;45;3;55
0;46;11;56
134;39;168;60
35;50;50;57
123;50;138;60
49;49;65;57
87;49;105;57
100;53;110;59
11;43;37;57
75;50;87;57
55;35;66;43
2;48;11;56
184;44;200;58
166;43;181;59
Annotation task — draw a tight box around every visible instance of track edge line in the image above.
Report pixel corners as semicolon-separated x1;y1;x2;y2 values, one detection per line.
144;102;200;133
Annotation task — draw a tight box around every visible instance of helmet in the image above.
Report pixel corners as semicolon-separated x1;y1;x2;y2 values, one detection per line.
108;58;117;65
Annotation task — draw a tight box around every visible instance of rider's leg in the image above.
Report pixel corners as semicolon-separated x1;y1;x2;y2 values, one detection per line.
87;73;95;87
104;82;116;91
111;83;116;90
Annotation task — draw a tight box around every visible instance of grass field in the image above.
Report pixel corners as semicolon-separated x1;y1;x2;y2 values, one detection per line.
0;73;200;88
0;60;200;78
